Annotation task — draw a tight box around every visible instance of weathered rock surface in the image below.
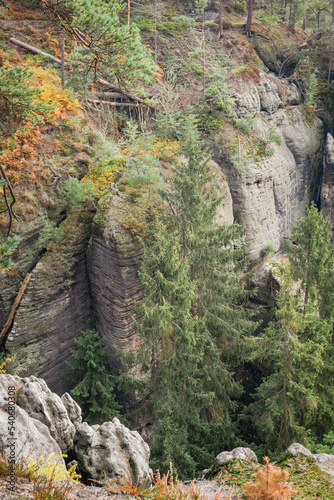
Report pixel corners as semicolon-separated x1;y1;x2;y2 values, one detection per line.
215;447;257;466
13;376;77;453
87;194;142;360
321;133;334;229
0;375;65;467
0;375;150;481
210;79;323;259
281;442;334;476
74;417;151;482
5;215;95;395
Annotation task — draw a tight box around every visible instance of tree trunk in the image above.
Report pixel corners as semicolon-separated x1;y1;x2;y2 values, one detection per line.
61;29;65;87
218;0;224;40
154;0;157;64
246;0;253;38
328;22;334;91
202;11;206;99
0;274;31;347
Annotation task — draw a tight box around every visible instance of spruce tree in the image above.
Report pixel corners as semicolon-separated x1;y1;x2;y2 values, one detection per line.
245;205;334;452
65;329;122;425
126;119;256;478
131;216;236;478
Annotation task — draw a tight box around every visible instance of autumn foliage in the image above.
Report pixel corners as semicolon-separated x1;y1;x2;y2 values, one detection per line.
244;457;295;500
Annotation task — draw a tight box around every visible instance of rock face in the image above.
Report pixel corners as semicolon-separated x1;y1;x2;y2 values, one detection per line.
209;75;323;259
4;215;95;395
0;375;151;481
87;194;143;360
74;418;151;482
321;133;334;229
13;376;78;453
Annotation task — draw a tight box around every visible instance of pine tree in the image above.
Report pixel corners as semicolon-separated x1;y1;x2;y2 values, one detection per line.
126;120;256;477
65;329;122;425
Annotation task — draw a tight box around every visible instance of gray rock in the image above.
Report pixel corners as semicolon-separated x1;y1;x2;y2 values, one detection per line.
321;133;334;230
0;375;65;467
209;106;323;259
74;417;150;482
282;443;334;476
215;447;257;466
61;392;82;426
231;447;258;462
235;88;260;117
215;451;234;465
313;453;334;476
258;76;282;115
281;442;313;458
0;375;76;453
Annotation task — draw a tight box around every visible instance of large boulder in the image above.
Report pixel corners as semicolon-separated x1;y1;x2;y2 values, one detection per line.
74;417;151;482
213;447;258;468
0;374;77;453
0;375;65;467
0;375;151;481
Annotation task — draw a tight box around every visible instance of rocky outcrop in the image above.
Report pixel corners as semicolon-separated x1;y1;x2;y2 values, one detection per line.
209;75;323;260
74;418;151;482
321;133;334;229
0;375;151;481
4;214;95;395
87;194;142;360
280;442;334;476
13;375;78;453
0;375;65;467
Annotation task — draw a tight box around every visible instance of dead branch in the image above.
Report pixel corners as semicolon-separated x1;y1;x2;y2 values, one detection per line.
9;38;64;64
87;99;144;108
0;165;19;236
0;274;31;347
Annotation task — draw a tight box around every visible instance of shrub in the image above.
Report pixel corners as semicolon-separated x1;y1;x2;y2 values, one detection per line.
0;235;20;270
234;114;256;134
261;244;275;258
244;457;295;500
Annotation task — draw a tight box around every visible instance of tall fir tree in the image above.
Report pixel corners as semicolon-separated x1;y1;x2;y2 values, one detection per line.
65;329;122;425
129;216;238;478
244;205;334;452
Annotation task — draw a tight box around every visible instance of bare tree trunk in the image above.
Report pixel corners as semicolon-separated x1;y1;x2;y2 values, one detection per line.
328;22;334;91
246;0;253;38
61;29;65;87
154;0;157;64
202;11;206;99
218;0;224;40
0;274;31;347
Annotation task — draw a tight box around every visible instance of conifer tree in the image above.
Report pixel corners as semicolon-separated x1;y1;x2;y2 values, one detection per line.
130;216;237;478
65;329;122;425
245;205;334;452
163;117;255;355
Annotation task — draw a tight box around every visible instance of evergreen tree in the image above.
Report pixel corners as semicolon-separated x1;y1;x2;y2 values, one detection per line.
40;0;156;88
130;216;237;478
245;205;334;452
125;120;256;478
65;329;122;425
286;203;334;318
163;118;256;356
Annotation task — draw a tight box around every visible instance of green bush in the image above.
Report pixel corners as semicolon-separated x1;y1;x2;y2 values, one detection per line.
261;244;275;258
234;114;256;134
